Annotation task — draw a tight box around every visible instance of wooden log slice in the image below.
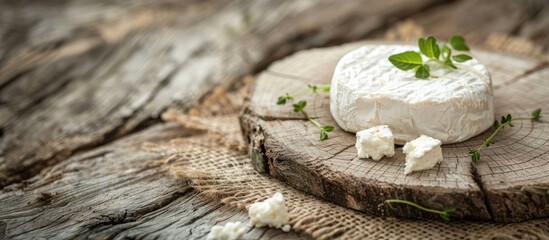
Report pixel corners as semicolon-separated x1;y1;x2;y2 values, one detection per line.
240;41;549;222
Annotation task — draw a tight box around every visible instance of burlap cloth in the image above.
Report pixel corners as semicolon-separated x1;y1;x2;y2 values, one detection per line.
152;23;549;239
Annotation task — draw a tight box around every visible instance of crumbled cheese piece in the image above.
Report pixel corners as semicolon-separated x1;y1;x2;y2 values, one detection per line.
355;125;395;160
248;192;291;232
330;44;494;144
403;135;443;175
206;221;246;240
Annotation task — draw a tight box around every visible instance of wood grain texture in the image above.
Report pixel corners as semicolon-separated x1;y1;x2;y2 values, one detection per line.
0;123;310;239
0;0;441;187
1;0;549;238
409;0;549;47
475;67;549;222
240;41;548;222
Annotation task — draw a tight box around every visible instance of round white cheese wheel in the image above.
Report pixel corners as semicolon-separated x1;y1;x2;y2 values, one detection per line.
330;44;494;144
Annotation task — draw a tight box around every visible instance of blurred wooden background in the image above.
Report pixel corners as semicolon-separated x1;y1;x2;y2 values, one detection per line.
0;0;548;239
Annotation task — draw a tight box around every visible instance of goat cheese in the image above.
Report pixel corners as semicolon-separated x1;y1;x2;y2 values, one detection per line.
403;135;443;175
249;192;291;232
356;125;395;160
206;221;246;240
330;44;494;144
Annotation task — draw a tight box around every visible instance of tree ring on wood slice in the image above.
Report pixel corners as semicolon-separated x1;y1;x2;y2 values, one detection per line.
240;41;549;222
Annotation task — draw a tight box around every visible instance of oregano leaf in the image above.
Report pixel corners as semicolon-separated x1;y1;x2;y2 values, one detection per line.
415;64;430;79
450;35;470;51
419;36;440;59
388;51;423;70
452;54;472;62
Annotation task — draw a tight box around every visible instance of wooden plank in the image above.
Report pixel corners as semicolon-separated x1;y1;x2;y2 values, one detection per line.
240;41;548;222
518;1;549;52
0;0;441;187
0;123;310;239
409;0;536;45
475;67;549;222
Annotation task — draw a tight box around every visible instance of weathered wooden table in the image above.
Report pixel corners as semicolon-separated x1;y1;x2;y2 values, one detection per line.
0;0;548;239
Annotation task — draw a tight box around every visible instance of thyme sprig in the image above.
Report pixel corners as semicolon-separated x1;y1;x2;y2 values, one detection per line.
277;84;330;105
277;84;334;140
469;108;542;163
385;199;456;221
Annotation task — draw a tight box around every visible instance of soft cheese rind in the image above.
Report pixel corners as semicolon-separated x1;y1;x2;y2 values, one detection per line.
356;125;395;160
330;44;494;144
403;135;443;175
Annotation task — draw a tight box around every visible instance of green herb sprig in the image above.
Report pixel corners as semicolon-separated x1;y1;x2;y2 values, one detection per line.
469;108;542;163
388;35;473;79
277;84;330;105
385;199;456;221
277;84;334;140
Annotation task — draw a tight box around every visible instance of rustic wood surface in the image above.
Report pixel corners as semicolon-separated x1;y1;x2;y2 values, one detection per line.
0;0;548;239
240;41;549;222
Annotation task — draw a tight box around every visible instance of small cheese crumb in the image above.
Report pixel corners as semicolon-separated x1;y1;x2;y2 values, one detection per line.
206;221;246;240
403;135;443;175
248;192;291;232
355;125;395;160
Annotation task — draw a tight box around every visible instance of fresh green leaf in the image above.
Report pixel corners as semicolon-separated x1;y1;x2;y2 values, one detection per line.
308;84;318;93
277;96;287;105
418;38;429;58
322;125;335;132
444;207;456;213
484;138;495;147
322;86;330;93
419;36;440;59
450;35;470;51
320;129;328;140
531;108;542;121
440;213;450;221
418;37;426;55
428;36;441;59
388;51;423;70
469;149;480;163
292;100;307;112
415;64;430;79
493;120;500;129
277;94;292;105
452;54;472;62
